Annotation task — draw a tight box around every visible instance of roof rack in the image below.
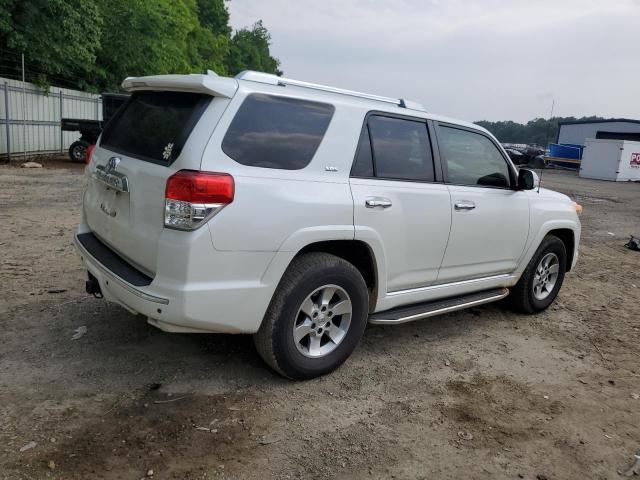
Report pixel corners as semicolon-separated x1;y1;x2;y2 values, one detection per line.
235;71;425;111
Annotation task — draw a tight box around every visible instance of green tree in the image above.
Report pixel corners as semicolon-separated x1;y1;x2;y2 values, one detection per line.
93;0;201;90
189;0;232;76
0;0;102;89
226;21;281;76
197;0;231;36
476;116;605;146
186;25;229;76
0;0;281;91
0;1;16;37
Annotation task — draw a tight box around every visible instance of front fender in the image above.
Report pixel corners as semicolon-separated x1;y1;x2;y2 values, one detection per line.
515;218;581;276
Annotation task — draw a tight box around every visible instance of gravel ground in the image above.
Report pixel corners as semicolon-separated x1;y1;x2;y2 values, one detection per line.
1;159;639;480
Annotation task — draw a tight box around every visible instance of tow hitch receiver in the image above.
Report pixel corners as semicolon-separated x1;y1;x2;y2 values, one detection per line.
85;272;103;298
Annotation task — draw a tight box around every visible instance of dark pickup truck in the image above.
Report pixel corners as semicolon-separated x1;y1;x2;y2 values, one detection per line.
62;93;129;162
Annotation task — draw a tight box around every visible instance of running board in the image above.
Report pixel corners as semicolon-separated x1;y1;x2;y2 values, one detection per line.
369;288;509;325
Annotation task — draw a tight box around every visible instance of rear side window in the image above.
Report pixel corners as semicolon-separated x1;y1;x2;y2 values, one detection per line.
351;114;435;182
100;91;211;166
222;94;334;170
351;127;374;177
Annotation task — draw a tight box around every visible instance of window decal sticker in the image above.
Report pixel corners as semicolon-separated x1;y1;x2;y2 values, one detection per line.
162;143;174;161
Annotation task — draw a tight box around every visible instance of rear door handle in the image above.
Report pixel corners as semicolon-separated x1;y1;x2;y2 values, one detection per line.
365;197;392;209
454;200;476;211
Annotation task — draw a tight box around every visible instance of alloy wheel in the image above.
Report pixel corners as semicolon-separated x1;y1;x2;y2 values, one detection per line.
533;252;560;300
293;284;352;358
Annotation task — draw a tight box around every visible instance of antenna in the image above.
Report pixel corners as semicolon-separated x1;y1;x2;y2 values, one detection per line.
545;99;555;146
537;161;543;193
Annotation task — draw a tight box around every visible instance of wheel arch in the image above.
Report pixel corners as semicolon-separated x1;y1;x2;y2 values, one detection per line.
515;219;579;278
295;240;379;312
547;228;575;271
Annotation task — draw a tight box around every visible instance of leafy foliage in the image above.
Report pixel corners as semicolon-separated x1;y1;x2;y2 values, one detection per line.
1;0;102;89
0;0;280;91
197;0;231;36
226;21;281;76
476;116;605;146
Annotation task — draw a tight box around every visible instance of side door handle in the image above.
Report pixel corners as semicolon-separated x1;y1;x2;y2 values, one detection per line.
454;200;476;211
365;197;392;209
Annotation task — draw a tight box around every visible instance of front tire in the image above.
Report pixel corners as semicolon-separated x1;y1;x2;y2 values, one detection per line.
254;253;369;380
508;235;567;314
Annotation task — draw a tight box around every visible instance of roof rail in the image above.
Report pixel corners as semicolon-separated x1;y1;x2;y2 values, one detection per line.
235;71;425;111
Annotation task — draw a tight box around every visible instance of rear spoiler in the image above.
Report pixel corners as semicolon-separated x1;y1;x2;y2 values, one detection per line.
122;72;238;98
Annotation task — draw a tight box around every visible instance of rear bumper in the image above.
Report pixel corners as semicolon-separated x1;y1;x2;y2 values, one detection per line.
75;234;170;306
74;230;277;334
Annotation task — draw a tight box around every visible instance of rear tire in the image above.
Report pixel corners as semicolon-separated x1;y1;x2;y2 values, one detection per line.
69;140;90;163
254;252;369;380
508;235;567;314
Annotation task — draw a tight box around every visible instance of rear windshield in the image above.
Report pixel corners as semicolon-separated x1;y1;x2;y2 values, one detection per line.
221;94;334;170
100;91;211;166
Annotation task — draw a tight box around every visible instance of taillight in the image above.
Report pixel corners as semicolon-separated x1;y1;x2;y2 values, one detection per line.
85;144;95;165
164;170;234;230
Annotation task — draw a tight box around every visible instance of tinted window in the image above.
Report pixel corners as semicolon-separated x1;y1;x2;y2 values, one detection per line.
100;91;210;165
222;94;334;170
366;115;434;181
439;127;511;188
351;126;374;177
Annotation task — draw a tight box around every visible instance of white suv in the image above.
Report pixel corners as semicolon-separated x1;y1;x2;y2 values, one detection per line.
75;71;581;379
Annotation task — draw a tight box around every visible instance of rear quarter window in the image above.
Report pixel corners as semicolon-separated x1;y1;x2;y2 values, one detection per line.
100;91;211;166
221;94;335;170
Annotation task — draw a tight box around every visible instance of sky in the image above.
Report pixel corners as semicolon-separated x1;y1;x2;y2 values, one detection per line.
228;0;640;123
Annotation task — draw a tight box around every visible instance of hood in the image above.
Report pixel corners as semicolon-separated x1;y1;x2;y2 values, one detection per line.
534;187;573;204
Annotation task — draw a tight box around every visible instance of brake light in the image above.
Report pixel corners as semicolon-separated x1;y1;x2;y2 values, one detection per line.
85;144;95;165
164;170;234;230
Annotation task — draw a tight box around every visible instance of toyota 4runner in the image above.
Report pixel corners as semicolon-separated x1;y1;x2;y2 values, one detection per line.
75;71;582;379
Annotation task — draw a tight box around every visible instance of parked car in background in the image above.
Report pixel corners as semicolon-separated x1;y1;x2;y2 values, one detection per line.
502;144;546;167
62;93;129;162
504;148;527;164
75;71;582;379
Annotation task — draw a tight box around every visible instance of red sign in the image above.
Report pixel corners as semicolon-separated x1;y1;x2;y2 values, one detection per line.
632;153;640;168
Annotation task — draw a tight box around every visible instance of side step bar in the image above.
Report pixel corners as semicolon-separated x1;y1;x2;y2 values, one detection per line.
369;288;509;325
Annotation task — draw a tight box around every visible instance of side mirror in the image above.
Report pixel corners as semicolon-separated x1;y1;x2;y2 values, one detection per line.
517;168;539;190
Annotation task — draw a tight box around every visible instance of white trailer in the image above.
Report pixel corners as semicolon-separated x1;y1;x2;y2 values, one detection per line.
579;138;640;181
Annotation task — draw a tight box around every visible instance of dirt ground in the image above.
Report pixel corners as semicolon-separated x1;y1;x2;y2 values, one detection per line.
1;158;639;480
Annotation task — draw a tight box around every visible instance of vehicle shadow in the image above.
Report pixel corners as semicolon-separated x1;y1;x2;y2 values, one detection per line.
4;294;519;399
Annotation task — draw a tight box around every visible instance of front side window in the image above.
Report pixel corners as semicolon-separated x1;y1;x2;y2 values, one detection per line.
351;114;434;182
438;126;511;188
222;94;334;170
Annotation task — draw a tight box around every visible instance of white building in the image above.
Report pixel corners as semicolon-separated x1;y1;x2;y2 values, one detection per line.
557;119;640;145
